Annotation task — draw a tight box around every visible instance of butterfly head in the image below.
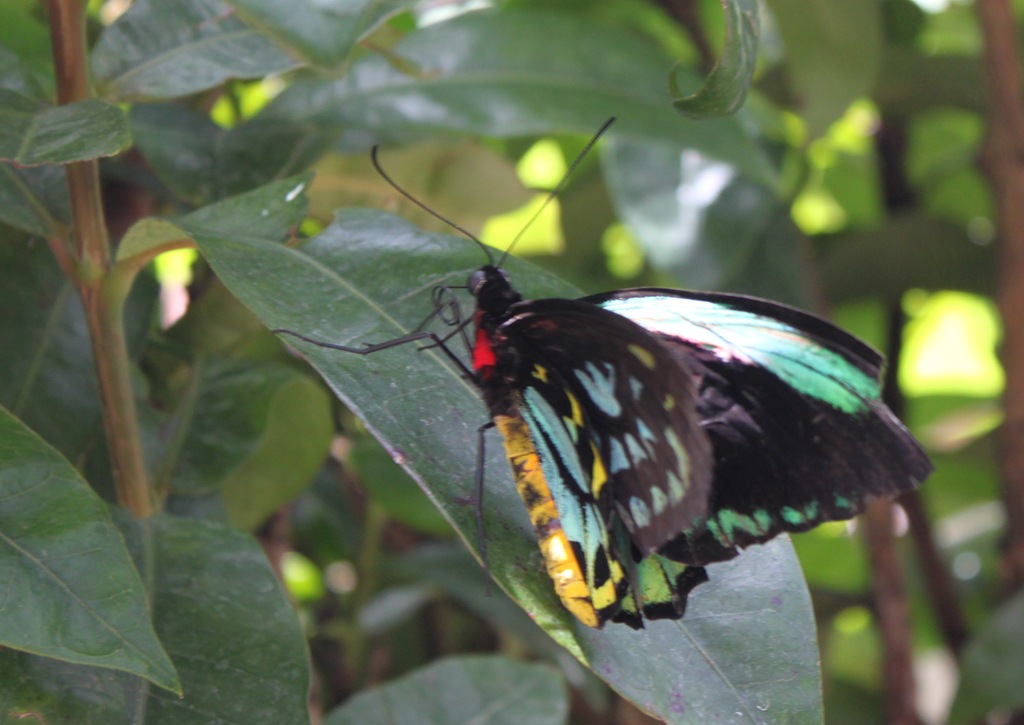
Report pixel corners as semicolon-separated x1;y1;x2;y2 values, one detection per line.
469;265;522;319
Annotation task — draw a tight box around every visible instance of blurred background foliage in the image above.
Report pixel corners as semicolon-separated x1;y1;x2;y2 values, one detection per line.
1;0;1021;723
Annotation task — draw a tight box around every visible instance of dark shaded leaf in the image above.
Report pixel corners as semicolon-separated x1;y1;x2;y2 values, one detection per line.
0;163;68;236
0;240;157;464
262;7;776;186
351;437;454;537
0;5;53;96
875;47;984;117
131;104;330;205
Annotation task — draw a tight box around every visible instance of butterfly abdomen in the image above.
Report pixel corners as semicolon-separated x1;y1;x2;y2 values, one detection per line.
494;412;627;627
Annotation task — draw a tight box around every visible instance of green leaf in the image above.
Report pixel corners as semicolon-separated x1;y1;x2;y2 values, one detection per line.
0;162;68;236
117;173;313;263
949;589;1024;723
130;104;331;205
157;355;332;530
769;0;882;135
671;0;760;118
602;136;809;305
189;208;823;723
323;655;568;725
0;404;179;692
0;90;129;165
91;0;300;102
262;7;776;186
229;0;412;69
0;514;309;722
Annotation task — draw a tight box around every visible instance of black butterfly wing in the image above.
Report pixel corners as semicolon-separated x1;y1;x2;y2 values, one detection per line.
586;288;933;565
497;298;715;555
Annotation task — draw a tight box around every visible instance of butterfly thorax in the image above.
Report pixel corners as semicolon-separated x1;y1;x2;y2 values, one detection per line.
469;266;525;413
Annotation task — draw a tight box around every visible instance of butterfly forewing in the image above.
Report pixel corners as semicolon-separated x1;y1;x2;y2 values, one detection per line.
498;298;714;553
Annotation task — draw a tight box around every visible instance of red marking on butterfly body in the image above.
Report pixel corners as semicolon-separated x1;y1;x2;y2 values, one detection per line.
473;311;497;378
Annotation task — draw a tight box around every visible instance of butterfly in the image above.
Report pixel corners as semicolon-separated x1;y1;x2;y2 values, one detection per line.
460;267;931;628
276;123;933;629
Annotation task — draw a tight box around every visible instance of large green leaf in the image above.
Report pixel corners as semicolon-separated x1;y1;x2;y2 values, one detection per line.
323;655;568;725
262;7;776;186
91;0;300;102
0;514;309;723
187;208;823;723
671;0;760;118
229;0;412;69
0;405;179;692
0;90;129;165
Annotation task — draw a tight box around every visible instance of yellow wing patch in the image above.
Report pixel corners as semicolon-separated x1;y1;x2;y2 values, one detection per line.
627;343;657;370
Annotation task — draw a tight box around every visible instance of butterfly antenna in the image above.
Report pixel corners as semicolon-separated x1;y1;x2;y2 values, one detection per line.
371;146;495;265
497;117;616;268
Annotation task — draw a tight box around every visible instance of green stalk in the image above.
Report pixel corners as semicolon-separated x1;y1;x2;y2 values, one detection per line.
48;0;153;517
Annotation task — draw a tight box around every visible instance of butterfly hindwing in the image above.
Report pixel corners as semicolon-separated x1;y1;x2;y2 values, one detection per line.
587;289;933;564
493;409;628;627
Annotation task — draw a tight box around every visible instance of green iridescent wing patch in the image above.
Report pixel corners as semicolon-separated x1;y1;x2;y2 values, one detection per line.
593;290;881;413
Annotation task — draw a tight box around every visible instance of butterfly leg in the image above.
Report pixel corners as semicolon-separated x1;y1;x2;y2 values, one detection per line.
273;328;475;378
475;421;495;586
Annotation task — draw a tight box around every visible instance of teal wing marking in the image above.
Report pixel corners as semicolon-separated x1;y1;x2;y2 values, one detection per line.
595;292;880;413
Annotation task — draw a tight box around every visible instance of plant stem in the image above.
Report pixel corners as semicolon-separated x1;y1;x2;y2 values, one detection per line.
863;500;922;725
48;0;153;517
976;0;1024;595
